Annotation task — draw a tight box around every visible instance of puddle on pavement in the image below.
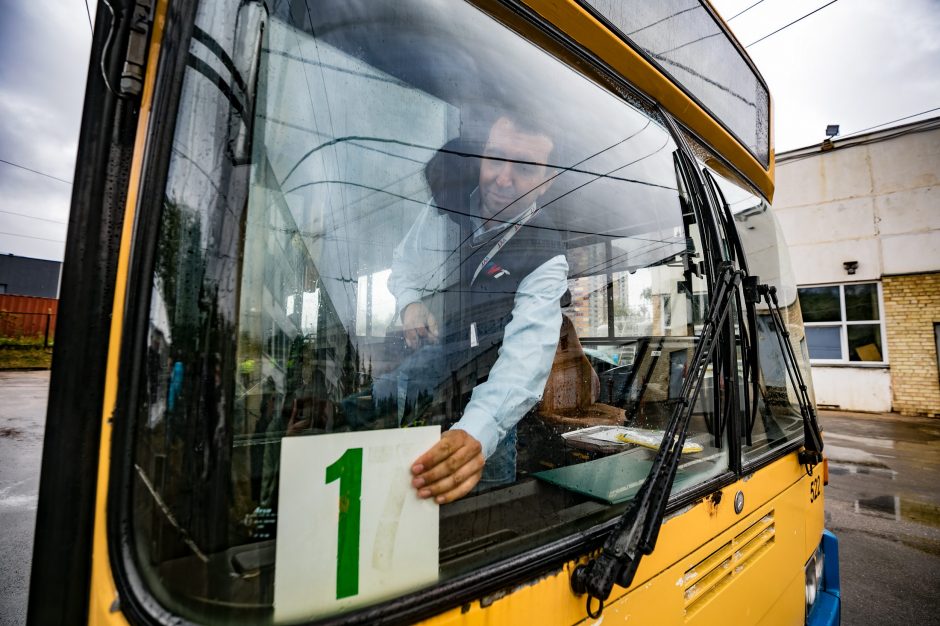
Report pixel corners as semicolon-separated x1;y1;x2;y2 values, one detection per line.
854;495;940;529
829;462;897;479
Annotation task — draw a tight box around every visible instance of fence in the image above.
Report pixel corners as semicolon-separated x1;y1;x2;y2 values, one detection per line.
0;294;58;347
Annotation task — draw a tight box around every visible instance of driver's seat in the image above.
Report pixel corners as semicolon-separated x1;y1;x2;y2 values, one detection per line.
539;315;624;427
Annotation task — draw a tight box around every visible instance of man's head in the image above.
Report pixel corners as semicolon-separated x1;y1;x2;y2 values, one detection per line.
478;115;555;221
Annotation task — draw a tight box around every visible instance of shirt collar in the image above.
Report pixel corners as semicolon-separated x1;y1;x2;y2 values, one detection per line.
469;187;536;242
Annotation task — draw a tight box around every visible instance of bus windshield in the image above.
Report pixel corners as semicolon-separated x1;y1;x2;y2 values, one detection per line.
135;0;737;621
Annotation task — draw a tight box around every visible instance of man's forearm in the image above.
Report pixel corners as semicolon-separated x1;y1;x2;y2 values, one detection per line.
451;254;568;458
388;203;450;318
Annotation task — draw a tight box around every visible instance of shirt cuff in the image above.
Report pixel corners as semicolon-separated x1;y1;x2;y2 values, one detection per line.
394;289;423;320
450;407;502;460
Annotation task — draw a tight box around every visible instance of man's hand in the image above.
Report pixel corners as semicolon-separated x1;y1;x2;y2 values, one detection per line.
401;301;439;350
285;399;311;436
411;430;484;504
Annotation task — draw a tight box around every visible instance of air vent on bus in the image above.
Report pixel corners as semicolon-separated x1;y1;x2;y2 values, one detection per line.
680;511;776;617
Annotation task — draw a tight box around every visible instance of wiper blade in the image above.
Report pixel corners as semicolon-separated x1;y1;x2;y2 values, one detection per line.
703;169;760;446
571;263;742;617
746;280;824;465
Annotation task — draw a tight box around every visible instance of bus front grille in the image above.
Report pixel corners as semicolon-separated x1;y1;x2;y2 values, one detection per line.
680;511;776;616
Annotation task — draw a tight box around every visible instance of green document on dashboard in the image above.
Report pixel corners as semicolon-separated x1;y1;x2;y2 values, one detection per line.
534;452;654;504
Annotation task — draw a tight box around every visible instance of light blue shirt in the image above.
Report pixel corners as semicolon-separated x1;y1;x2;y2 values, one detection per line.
389;203;568;459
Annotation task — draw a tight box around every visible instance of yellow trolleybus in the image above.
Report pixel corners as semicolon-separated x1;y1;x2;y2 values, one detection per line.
29;0;841;624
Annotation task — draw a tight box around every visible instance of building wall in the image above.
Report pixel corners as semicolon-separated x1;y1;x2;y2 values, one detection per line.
0;254;62;298
808;366;892;413
882;273;940;417
773;121;940;415
773;125;940;283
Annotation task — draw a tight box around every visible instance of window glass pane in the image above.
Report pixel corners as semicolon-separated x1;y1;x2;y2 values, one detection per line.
133;0;729;621
568;244;609;337
848;324;883;362
798;286;841;323
844;283;879;321
611;270;650;336
583;0;770;166
806;326;842;360
701;163;809;463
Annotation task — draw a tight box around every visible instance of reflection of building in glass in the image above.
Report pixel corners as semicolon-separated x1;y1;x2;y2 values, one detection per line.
567;246;702;340
568;274;607;337
567;242;608;337
238;188;315;403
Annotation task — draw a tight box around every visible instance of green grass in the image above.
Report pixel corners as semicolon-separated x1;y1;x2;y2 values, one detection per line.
0;336;53;369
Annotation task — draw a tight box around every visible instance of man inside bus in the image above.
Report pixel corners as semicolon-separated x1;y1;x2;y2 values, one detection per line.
386;111;569;504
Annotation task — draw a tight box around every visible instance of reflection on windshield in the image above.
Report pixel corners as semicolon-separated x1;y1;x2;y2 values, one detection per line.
134;0;731;622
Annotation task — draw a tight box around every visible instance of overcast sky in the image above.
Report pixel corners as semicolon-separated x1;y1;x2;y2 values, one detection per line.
0;1;94;262
1;0;938;262
711;0;940;149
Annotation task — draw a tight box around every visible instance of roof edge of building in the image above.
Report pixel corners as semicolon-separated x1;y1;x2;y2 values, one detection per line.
776;114;940;163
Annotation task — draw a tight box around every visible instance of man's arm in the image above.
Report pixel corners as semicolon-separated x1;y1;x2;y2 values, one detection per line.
389;204;457;348
388;204;449;318
411;254;569;502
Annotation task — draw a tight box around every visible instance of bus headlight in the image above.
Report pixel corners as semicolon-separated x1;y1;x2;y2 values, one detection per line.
804;546;824;619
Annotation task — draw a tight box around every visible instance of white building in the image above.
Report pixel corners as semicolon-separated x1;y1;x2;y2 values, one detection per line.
772;117;940;416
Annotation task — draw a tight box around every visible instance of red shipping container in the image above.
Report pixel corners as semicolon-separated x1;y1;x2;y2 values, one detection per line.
0;294;58;340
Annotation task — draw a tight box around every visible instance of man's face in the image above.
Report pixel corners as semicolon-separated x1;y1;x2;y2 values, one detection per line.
479;116;555;220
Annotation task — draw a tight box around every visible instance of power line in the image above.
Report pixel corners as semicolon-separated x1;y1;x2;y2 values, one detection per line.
0;209;68;225
0;230;65;244
82;0;93;33
0;158;72;185
778;118;940;164
745;0;840;48
728;0;768;22
838;106;940;139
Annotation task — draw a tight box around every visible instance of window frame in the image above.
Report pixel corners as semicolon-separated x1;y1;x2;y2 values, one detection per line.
800;281;888;366
105;1;755;624
690;145;814;474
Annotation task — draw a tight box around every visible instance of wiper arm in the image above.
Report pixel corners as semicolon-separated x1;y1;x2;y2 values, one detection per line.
703;170;760;446
745;280;824;465
570;262;742;617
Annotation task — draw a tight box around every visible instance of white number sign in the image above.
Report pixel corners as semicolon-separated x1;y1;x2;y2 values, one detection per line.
274;427;440;621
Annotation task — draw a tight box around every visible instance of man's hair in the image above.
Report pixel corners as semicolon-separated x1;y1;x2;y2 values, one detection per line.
462;104;558;164
426;104;562;216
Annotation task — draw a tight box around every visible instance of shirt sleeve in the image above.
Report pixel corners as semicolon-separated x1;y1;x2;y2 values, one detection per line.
388;204;450;319
450;254;569;459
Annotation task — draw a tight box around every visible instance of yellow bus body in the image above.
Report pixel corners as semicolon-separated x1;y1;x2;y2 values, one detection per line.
73;1;827;624
416;455;821;626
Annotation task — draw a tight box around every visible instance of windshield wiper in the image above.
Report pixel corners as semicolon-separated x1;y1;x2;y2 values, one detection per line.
745;279;824;466
570;262;742;618
702;170;761;446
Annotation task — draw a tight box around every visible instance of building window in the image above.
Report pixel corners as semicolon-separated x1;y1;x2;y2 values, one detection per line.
798;282;886;363
0;283;6;294
934;323;940;381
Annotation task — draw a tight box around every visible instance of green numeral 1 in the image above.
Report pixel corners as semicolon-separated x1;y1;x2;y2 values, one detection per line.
325;447;363;599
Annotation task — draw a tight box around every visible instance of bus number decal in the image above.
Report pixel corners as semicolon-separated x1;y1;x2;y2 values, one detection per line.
809;475;822;503
326;447;363;599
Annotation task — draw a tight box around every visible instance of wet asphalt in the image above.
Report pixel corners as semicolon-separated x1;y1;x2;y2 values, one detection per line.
819;410;940;626
0;371;47;626
0;372;938;625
